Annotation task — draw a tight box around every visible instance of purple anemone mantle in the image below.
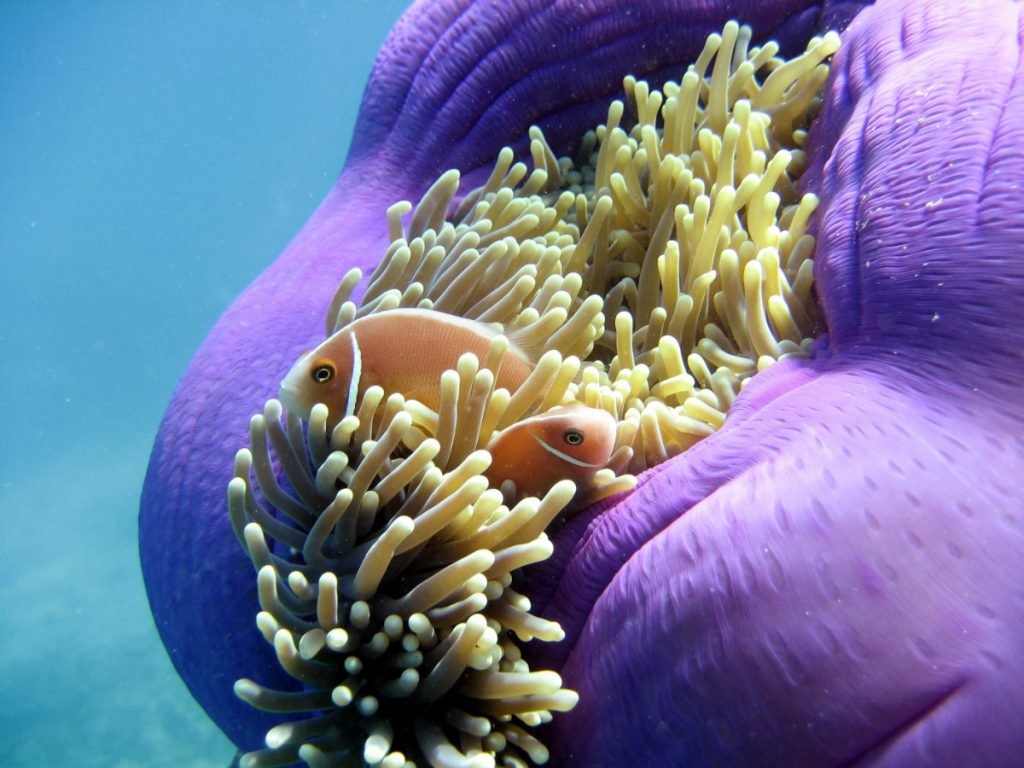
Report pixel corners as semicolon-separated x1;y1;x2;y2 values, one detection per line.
140;0;1024;765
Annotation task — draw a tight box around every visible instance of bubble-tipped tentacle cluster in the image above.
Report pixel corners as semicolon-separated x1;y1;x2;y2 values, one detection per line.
327;21;839;472
229;20;838;768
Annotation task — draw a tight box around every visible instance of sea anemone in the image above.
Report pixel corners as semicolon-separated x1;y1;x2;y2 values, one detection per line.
229;20;839;768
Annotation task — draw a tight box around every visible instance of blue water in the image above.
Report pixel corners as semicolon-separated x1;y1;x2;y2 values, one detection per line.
0;3;410;764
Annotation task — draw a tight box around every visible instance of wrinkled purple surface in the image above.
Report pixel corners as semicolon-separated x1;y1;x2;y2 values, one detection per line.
140;0;1024;765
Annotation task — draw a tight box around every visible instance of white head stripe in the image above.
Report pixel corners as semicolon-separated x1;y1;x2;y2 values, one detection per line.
529;430;604;469
345;331;362;419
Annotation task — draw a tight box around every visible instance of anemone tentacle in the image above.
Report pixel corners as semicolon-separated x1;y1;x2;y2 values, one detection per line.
231;380;581;767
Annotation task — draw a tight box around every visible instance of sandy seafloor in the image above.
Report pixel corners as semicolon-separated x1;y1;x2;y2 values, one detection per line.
1;3;412;765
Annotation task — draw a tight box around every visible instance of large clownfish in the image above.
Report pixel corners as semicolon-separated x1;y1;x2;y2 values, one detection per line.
279;308;535;427
484;404;618;500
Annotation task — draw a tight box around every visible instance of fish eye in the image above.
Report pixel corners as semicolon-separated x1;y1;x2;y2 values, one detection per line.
311;360;335;384
563;428;584;446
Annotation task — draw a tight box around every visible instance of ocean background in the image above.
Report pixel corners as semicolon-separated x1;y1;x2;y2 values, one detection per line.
1;2;410;765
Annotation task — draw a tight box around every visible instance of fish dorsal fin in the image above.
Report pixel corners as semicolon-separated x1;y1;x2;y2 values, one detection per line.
454;315;539;365
476;319;504;336
502;323;554;364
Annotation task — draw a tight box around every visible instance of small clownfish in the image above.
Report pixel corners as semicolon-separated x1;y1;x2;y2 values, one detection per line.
279;308;536;427
484;404;618;500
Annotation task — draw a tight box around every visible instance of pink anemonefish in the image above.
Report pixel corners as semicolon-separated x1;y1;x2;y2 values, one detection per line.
484;404;618;500
279;308;536;428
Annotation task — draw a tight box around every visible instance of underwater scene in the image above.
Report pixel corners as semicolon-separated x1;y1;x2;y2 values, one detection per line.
5;1;1024;767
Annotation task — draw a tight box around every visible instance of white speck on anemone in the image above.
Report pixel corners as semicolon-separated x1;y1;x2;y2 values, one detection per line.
230;21;839;768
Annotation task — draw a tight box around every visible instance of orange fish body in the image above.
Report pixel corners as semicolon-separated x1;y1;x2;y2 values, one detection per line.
485;404;618;500
279;308;534;426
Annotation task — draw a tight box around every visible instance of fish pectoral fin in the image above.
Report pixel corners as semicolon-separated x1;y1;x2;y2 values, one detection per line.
499;478;518;504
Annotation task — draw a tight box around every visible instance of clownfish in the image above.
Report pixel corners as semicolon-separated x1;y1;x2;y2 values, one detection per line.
279;308;535;427
484;404;618;500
